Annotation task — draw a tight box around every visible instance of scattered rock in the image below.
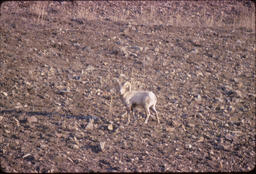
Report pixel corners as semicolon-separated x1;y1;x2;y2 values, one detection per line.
99;141;106;152
198;136;204;142
128;46;143;52
13;117;20;127
2;91;8;96
195;94;202;102
107;123;113;131
15;102;22;109
86;119;94;130
166;127;175;132
5;129;10;134
85;65;95;72
72;75;81;80
23;153;33;159
196;71;204;77
27;116;38;123
154;47;160;52
73;144;79;149
186;144;192;149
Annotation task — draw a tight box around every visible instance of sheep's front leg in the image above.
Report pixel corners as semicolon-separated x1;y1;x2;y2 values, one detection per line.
126;106;131;125
127;112;131;125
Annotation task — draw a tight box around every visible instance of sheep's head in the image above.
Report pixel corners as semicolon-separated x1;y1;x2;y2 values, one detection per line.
120;82;131;95
113;78;131;95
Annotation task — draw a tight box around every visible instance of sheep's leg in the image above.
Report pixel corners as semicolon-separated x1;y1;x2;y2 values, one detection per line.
152;105;160;124
126;113;130;125
126;104;136;125
126;107;131;125
131;104;137;120
144;107;151;124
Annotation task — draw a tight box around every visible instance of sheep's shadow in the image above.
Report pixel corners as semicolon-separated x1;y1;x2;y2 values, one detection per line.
0;109;100;122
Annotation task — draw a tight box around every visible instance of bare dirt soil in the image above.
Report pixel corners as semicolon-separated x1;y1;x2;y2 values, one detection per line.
0;1;255;172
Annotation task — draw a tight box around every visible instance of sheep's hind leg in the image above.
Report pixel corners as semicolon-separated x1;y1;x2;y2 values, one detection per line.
152;105;160;124
144;107;151;124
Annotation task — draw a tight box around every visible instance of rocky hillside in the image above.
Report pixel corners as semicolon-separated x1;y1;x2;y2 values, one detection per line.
0;1;255;172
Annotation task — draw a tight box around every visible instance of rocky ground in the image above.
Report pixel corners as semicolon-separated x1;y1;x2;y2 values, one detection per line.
0;1;255;172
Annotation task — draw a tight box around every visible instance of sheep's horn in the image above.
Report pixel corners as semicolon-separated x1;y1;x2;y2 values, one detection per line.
123;81;131;87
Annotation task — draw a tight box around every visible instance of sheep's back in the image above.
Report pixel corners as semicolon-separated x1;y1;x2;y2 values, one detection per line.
128;91;157;106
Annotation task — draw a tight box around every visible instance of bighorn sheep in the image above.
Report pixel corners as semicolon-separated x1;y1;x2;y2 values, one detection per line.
114;79;160;124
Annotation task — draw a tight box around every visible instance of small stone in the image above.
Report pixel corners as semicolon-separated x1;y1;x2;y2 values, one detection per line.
154;47;159;52
15;102;22;109
166;127;175;132
195;94;201;102
172;120;181;127
192;48;199;54
119;74;126;78
196;71;203;77
108;124;113;131
13;117;20;126
198;136;204;142
5;129;10;134
85;119;94;130
230;115;239;122
73;76;80;80
2;92;8;96
100;141;105;152
55;132;62;138
23;153;32;159
188;123;195;127
235;90;243;98
130;53;138;58
225;134;233;141
96;89;102;96
129;46;142;52
73;144;79;149
187;144;192;148
27;116;38;123
85;65;95;72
